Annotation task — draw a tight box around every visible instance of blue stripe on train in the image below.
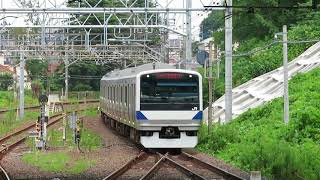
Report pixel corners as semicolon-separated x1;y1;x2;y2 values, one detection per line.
136;111;148;120
192;111;203;120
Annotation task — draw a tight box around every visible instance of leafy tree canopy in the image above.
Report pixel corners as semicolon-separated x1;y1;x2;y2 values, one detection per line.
0;74;13;91
200;0;311;45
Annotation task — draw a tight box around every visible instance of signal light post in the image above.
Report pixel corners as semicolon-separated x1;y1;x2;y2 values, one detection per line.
35;95;49;150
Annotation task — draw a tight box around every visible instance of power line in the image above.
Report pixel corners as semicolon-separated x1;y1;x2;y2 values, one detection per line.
232;39;320;57
203;5;318;10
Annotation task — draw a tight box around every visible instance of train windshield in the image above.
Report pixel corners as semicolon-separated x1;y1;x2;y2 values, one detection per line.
140;72;199;111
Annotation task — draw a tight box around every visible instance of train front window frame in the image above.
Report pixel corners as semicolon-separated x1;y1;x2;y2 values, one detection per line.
140;72;200;111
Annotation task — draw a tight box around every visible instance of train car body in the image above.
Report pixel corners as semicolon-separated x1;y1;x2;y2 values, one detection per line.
100;63;203;148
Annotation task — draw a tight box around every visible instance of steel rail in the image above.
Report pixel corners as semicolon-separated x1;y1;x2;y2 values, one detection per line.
0;99;99;115
0;136;26;160
0;114;65;160
139;152;168;180
181;152;247;180
103;151;147;180
0;105;94;160
0;164;10;180
0;113;62;145
162;154;206;180
0;102;97;145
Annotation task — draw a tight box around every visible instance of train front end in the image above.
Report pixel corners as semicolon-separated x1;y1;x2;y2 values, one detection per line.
136;70;203;148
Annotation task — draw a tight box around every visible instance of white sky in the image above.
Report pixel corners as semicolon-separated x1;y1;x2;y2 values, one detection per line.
1;0;216;41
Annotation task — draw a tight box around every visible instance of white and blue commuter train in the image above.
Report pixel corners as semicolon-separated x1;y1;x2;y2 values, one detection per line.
100;63;203;148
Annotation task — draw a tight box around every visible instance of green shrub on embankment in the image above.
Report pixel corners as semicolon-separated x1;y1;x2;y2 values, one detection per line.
0;111;38;137
22;152;96;174
197;68;320;180
0;90;38;109
200;11;320;106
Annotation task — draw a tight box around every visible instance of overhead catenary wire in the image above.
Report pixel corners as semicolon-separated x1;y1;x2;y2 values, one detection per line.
231;39;320;57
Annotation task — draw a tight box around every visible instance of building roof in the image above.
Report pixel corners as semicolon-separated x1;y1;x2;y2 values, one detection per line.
0;64;14;74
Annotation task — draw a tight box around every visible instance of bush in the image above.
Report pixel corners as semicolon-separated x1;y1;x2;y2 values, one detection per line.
72;84;93;91
200;11;320;107
0;73;13;90
197;68;320;180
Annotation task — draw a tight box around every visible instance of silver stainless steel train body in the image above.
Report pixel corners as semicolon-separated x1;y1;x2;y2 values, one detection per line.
100;63;203;148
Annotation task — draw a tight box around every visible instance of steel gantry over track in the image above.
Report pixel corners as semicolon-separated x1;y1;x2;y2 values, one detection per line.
0;0;233;120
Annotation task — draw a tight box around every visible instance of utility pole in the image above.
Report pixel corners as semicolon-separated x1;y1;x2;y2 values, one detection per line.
64;28;69;100
208;41;213;133
213;44;218;124
65;61;69;100
283;25;289;124
19;52;25;119
225;0;233;123
185;0;192;69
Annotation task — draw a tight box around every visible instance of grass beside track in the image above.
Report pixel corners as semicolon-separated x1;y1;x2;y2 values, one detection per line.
0;91;38;109
44;128;102;151
23;112;102;174
22;152;96;174
0;111;38;137
197;68;320;180
79;107;99;117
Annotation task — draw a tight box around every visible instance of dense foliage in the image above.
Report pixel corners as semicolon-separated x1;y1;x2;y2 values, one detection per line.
0;90;38;109
200;0;312;43
200;11;320;106
197;68;320;180
56;62;118;91
26;59;48;81
0;73;13;90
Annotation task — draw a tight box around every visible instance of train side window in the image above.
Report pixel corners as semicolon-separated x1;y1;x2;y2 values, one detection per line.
107;86;109;100
125;86;127;106
115;85;117;103
133;84;135;110
128;84;131;108
116;85;120;104
117;85;119;104
110;85;112;102
111;85;114;103
115;85;117;104
107;86;108;101
112;86;116;103
108;86;110;101
105;84;107;99
128;84;131;121
120;85;122;104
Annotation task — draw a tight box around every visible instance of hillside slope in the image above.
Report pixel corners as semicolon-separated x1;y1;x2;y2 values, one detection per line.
204;41;320;123
198;67;320;180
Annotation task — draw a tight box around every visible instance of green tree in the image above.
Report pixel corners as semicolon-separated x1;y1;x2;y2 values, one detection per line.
0;74;13;90
201;0;311;45
53;62;120;91
25;59;48;81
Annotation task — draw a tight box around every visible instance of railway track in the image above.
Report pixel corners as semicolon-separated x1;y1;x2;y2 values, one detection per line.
104;150;248;180
0;113;65;160
0;102;98;160
0;163;10;180
0;99;99;114
0;114;63;180
0;101;99;179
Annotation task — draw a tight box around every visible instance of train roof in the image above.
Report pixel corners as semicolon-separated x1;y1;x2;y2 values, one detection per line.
102;63;176;79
